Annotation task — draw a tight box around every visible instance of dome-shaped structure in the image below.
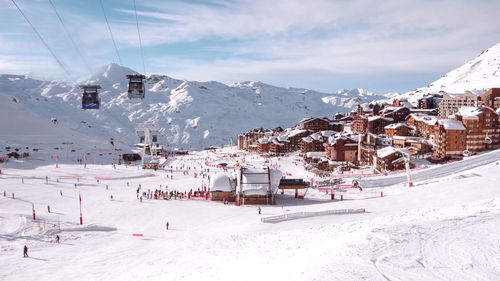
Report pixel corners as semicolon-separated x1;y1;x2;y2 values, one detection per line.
209;174;233;192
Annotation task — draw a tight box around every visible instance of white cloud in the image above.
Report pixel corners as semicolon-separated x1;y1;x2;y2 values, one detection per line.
1;0;499;92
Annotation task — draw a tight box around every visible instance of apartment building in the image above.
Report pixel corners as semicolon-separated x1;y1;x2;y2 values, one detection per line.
479;88;500;110
454;106;500;152
438;91;478;118
433;119;466;158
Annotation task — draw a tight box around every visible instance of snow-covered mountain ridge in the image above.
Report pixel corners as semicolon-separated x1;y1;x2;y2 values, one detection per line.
0;64;380;150
399;43;500;104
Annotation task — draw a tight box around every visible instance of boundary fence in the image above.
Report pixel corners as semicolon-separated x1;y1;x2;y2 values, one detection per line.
261;208;366;223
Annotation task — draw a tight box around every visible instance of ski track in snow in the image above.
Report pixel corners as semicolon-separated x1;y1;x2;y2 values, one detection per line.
1;148;500;280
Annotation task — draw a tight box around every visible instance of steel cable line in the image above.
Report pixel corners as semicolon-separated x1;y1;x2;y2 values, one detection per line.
11;0;73;81
48;0;92;75
99;0;122;65
133;0;146;75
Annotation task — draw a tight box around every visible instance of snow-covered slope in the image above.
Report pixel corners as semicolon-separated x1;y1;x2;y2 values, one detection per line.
0;64;381;150
400;42;500;104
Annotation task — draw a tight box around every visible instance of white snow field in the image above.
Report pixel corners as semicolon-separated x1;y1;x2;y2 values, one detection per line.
1;148;500;281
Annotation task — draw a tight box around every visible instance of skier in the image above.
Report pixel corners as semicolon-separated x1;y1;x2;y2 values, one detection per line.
60;190;63;196
12;192;14;199
56;235;60;244
140;196;143;203
47;205;50;213
3;190;5;197
110;195;113;200
23;245;28;257
258;207;261;215
166;222;169;230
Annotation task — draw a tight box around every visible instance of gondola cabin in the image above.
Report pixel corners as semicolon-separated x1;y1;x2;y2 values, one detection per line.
81;85;101;110
126;74;146;99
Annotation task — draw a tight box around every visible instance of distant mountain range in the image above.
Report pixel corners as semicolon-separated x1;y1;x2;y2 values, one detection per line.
0;64;381;149
1;43;499;150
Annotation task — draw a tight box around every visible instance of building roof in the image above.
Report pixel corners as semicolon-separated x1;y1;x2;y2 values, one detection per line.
300;117;330;124
209;174;233;192
301;136;313;143
381;106;407;114
384;123;412;130
320;130;336;137
327;133;357;145
287;129;309;137
310;133;323;141
258;138;268;144
407;113;440;125
272;139;284;146
438;119;466;130
237;167;281;195
376;146;399;158
456;106;499;118
277;135;289;142
368;116;393;122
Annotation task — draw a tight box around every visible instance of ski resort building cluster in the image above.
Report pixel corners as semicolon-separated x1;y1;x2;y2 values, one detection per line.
237;88;500;172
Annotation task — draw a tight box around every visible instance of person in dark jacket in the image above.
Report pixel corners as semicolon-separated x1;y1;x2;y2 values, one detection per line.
23;245;28;257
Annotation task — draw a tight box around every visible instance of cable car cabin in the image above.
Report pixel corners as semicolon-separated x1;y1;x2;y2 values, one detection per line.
126;74;146;99
81;85;101;110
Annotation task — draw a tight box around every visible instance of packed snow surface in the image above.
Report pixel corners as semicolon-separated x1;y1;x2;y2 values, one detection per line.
1;147;500;281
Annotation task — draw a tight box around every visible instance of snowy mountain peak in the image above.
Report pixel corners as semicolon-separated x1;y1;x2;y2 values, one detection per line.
79;63;138;86
414;43;500;95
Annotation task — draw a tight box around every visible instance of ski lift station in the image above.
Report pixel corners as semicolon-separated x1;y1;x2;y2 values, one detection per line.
236;166;281;205
135;124;164;169
208;174;235;202
208;167;281;205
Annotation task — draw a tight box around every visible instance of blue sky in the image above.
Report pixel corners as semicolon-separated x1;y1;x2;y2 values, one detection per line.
1;0;500;93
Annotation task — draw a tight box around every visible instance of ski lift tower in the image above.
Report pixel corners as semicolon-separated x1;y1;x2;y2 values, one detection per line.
402;149;413;187
135;123;161;169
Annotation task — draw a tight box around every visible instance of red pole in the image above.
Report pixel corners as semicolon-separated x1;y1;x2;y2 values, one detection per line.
381;191;383;197
79;192;83;225
331;194;335;200
340;194;343;201
32;203;36;220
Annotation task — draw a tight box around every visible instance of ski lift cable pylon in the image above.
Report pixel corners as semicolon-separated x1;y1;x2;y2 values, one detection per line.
48;0;92;75
10;0;73;81
133;0;146;75
99;0;122;65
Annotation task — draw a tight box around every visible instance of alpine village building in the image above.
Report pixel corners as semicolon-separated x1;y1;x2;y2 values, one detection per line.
236;88;500;171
